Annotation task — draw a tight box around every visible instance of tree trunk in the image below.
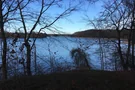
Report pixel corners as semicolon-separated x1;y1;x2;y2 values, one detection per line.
132;24;135;70
131;2;135;70
1;39;7;79
99;38;104;70
25;42;32;76
131;24;135;69
126;28;132;70
34;44;37;74
0;1;7;80
117;31;127;70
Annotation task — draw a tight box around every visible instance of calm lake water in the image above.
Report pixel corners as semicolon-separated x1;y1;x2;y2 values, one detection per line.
0;36;120;76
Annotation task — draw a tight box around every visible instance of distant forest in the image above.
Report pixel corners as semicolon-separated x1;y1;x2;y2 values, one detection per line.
0;32;47;38
73;29;129;39
1;29;130;39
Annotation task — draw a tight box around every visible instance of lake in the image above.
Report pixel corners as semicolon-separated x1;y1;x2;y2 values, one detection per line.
0;36;119;76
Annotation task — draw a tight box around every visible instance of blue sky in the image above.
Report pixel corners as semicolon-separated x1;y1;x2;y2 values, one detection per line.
49;0;103;34
12;0;103;34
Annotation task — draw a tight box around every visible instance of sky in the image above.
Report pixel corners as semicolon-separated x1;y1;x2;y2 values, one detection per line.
47;0;104;34
8;0;103;34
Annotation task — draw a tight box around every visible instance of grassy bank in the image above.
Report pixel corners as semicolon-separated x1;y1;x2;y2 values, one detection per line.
0;70;135;90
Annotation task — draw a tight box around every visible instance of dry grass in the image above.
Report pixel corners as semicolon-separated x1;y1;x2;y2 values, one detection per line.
0;70;135;90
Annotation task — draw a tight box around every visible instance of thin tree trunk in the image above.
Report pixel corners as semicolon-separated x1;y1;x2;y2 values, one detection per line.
131;2;135;70
126;29;132;70
132;22;135;69
2;39;7;79
25;42;32;76
99;38;104;70
114;55;117;71
132;29;135;69
0;1;7;80
117;31;127;70
34;44;37;74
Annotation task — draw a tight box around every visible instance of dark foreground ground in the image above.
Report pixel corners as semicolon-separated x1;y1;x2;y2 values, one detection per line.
0;70;135;90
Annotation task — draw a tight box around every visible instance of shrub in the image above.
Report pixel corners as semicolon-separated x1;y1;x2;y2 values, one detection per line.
70;48;91;70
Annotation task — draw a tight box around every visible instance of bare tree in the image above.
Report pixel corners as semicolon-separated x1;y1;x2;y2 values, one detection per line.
0;0;99;79
85;0;135;70
0;0;19;80
124;0;135;70
16;0;82;76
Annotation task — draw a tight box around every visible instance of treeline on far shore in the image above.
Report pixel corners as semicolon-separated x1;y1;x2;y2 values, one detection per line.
0;29;130;39
0;32;47;38
73;29;130;39
45;29;131;39
0;32;74;38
